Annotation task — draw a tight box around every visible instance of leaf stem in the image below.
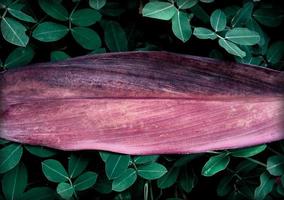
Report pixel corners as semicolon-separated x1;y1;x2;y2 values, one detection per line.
69;1;80;30
244;157;267;168
267;146;282;155
67;178;78;199
1;8;7;19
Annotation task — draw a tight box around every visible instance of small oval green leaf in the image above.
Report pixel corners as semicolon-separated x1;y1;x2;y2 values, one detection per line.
267;155;284;176
2;163;28;200
22;187;56;200
0;143;23;173
172;11;192;42
103;21;128;52
71;8;101;27
42;159;69;183
56;182;74;199
25;145;57;158
231;144;266;158
50;51;70;62
105;154;130;179
142;2;176;21
266;41;284;64
253;8;283;27
254;172;274;200
157;167;179;189
71;27;101;50
32;22;69;42
112;168;137;192
89;0;106;10
7;8;36;23
225;28;260;45
201;153;230;176
218;38;246;58
176;0;198;10
193;27;217;40
137;162;167;180
4;46;34;68
133;155;159;165
210;9;227;32
231;2;253;27
179;167;197;193
74;171;98;191
68;153;89;178
1;17;29;47
38;0;68;21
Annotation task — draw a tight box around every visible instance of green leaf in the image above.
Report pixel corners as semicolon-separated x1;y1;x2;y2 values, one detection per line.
0;143;23;173
71;8;101;27
133;155;159;165
254;172;274;200
173;155;201;167
100;2;125;17
190;4;209;23
231;2;253;27
266;41;284;64
193;27;217;40
176;0;198;10
25;145;57;158
22;187;56;200
236;55;262;66
223;5;240;22
74;171;98;191
201;153;230;176
225;28;260;45
1;0;13;6
137;162;167;180
218;38;246;58
112;168;137;192
231;144;266;158
56;182;74;199
105;154;130;179
99;151;111;162
267;155;284;176
217;175;233;196
235;160;257;175
246;18;266;46
50;51;70;62
94;175;112;194
142;1;177;20
38;0;68;21
89;0;106;10
179;167;197;193
7;8;36;23
42;159;69;183
71;27;101;50
209;49;224;60
210;9;226;32
253;8;283;27
32;22;68;42
1;17;29;47
0;139;9;145
90;48;106;54
171;11;192;42
104;21;128;52
2;163;28;200
4;46;34;68
157;167;179;189
68;154;89;178
282;175;284;188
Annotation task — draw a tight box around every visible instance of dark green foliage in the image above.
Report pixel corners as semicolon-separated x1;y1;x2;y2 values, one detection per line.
0;0;284;199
